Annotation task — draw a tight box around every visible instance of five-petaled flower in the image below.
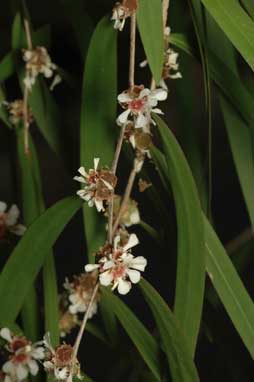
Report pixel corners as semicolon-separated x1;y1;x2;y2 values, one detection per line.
23;46;61;90
85;233;147;295
64;271;99;317
3;100;33;126
111;0;138;31
74;158;117;212
0;328;44;382
117;85;168;131
0;202;26;240
43;334;80;381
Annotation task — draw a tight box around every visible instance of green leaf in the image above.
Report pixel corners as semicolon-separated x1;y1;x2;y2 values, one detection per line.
101;288;161;381
240;0;254;20
0;52;16;83
137;0;164;84
80;16;117;259
0;197;82;324
200;0;254;70
155;115;205;355
204;215;254;359
17;128;60;346
140;279;200;381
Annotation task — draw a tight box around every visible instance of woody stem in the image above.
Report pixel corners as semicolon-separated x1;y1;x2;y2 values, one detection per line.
162;0;170;29
69;283;99;379
108;13;137;243
112;166;137;236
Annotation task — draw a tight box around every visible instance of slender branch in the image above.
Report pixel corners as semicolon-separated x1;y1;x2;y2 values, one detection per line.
108;13;137;243
108;124;126;243
68;283;99;381
24;19;33;50
129;13;136;89
162;0;170;29
112;166;137;236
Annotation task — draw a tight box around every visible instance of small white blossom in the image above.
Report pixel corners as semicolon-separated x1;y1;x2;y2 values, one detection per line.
64;271;98;317
2;100;33;126
111;0;138;31
23;46;60;91
113;196;140;228
74;158;117;212
0;202;26;239
0;328;44;382
117;85;168;131
43;334;80;381
85;234;147;295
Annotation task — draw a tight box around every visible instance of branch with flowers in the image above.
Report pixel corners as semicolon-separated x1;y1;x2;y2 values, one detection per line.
0;0;253;381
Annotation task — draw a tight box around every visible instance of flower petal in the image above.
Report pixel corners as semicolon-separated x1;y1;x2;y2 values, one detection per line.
94;158;100;171
16;363;28;380
129;256;147;272
0;201;7;213
123;233;139;251
99;271;113;286
78;166;88;178
152;88;168;101
117;109;131;125
0;328;12;342
2;361;15;374
5;205;19;226
118;93;132;103
95;199;104;212
85;264;99;273
135;113;149;129
127;269;141;283
117;278;131;295
28;360;39;376
9;224;26;236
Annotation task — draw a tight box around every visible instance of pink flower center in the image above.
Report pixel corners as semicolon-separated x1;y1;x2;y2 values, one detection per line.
112;264;127;279
12;353;29;364
129;99;146;113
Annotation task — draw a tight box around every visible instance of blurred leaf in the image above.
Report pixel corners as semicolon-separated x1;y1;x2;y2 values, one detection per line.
240;0;254;19
0;52;16;83
200;0;254;70
61;0;93;59
137;0;164;84
155;115;205;355
102;288;161;381
140;279;200;381
204;215;254;359
17;130;40;342
0;197;82;324
80;16;117;260
169;34;194;58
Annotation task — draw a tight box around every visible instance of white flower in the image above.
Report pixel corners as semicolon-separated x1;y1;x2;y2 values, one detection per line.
85;234;147;295
74;158;117;212
64;272;98;317
113;196;140;228
43;335;80;381
0;328;44;382
111;0;138;31
3;99;33;126
0;202;26;239
117;85;168;130
23;46;60;91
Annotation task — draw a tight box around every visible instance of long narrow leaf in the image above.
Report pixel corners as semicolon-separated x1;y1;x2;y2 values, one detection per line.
101;288;161;381
140;279;200;381
137;0;164;84
80;16;117;259
155;115;205;355
204;215;254;358
0;197;82;324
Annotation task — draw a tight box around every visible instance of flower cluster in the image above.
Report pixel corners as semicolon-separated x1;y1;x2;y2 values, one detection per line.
85;234;147;295
140;27;182;90
0;328;44;382
117;85;167;131
3;100;33;126
111;0;138;31
43;334;80;381
64;271;99;317
23;46;61;90
74;158;117;212
0;202;26;240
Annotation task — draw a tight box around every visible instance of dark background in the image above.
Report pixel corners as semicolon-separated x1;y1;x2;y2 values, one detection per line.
0;0;253;380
